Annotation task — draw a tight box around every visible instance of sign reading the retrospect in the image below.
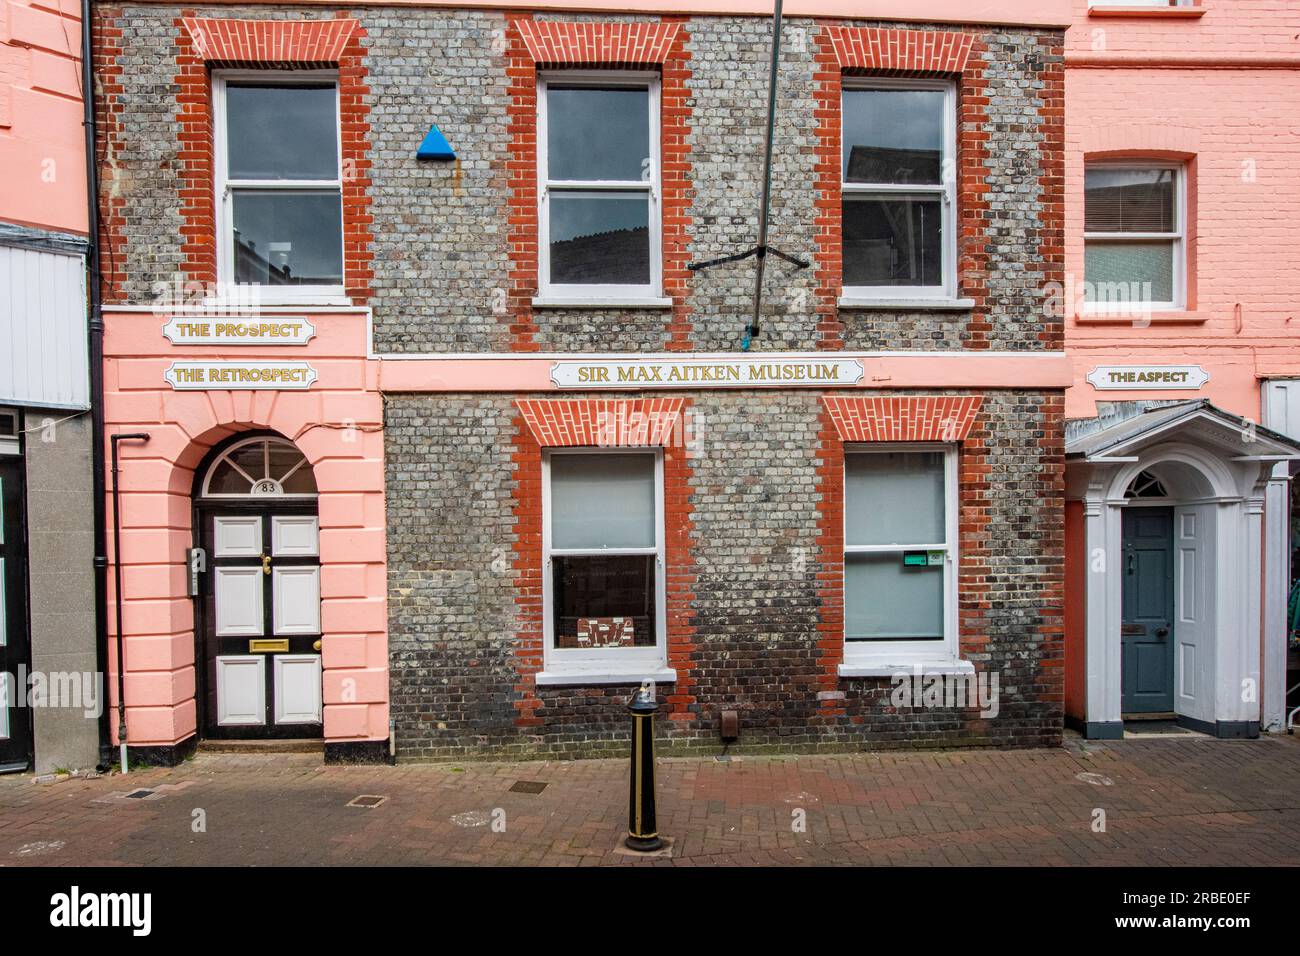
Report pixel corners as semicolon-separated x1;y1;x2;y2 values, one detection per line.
1086;365;1210;391
551;358;865;389
162;315;316;346
164;361;318;391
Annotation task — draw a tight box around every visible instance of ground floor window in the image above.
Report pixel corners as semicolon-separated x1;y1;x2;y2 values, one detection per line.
843;445;958;667
543;450;666;678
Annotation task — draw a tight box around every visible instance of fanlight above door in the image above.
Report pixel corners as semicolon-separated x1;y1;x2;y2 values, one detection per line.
201;437;317;499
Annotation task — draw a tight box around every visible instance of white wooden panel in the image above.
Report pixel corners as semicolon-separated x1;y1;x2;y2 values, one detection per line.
0;245;89;409
274;654;322;724
215;566;264;636
271;516;319;557
1173;503;1215;724
272;566;321;635
213;516;262;557
1263;379;1300;441
216;655;265;725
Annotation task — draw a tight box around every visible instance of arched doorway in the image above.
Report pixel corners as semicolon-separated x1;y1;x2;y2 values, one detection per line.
193;434;322;739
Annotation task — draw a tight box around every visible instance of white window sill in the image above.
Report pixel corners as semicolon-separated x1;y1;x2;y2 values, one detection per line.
534;667;677;687
532;296;674;310
838;659;975;678
838;297;974;311
201;296;354;309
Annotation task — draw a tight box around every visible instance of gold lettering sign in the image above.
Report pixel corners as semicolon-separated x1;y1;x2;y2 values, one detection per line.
553;358;864;390
164;361;319;391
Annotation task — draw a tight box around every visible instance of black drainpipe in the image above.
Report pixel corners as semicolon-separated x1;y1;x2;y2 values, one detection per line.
81;0;111;767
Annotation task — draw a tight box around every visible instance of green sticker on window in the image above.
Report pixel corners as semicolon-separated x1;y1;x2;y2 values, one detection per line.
903;551;927;567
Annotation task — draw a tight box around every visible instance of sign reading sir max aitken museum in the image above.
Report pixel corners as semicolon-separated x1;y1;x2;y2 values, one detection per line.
551;357;865;389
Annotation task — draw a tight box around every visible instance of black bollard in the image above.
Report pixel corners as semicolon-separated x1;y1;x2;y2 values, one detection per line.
625;682;663;852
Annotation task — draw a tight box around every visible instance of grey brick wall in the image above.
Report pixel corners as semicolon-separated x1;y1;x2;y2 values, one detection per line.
385;388;1063;759
97;8;1063;354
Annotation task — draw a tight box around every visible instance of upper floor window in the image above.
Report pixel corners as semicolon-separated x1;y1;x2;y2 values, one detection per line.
214;73;345;302
1084;164;1183;310
841;79;956;300
537;73;661;302
1089;1;1194;7
843;447;958;668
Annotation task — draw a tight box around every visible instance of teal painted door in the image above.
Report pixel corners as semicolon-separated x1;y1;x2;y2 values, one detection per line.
0;457;31;770
1121;508;1175;714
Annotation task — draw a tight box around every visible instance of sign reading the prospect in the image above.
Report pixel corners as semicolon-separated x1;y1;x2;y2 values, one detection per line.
551;358;865;389
1086;365;1210;391
162;315;316;346
165;361;318;391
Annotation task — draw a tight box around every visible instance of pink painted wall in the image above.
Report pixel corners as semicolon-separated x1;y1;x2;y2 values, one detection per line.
0;0;86;234
1064;0;1300;422
103;308;388;746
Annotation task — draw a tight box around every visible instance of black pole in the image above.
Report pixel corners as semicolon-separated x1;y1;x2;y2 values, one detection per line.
625;683;663;852
746;0;785;350
81;0;112;767
110;432;149;773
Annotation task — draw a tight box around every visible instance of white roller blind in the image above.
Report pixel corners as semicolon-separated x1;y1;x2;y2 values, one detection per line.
845;452;945;546
550;453;655;550
845;554;944;640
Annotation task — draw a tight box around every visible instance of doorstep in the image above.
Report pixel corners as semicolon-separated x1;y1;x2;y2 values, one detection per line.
197;739;325;755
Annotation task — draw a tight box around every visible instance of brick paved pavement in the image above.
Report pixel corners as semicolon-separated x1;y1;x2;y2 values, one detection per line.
2;735;1299;866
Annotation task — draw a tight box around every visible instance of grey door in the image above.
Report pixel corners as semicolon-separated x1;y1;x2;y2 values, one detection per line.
1121;508;1175;714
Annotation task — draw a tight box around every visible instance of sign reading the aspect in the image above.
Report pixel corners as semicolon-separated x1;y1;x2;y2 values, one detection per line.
165;361;318;391
162;315;316;346
1086;365;1209;391
551;358;865;389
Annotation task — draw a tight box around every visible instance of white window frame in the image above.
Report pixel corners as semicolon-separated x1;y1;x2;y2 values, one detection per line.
536;71;663;305
1082;160;1185;313
1089;0;1192;7
841;77;957;302
212;70;348;306
539;447;671;685
840;443;964;674
200;436;318;500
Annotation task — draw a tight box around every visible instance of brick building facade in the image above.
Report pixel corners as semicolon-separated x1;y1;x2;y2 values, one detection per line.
92;0;1074;761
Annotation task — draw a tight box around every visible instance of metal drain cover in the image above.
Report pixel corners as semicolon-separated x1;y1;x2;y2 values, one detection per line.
125;789;155;799
509;780;547;794
347;794;388;808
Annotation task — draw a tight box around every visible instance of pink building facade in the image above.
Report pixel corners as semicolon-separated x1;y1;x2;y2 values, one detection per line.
1;0;99;774
1062;0;1300;738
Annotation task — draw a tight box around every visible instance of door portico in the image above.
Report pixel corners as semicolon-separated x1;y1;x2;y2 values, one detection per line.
1065;402;1300;739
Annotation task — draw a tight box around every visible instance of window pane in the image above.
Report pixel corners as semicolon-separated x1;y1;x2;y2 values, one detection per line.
1084;168;1175;233
846;452;945;546
547;86;650;181
232;190;343;286
843;196;943;288
552;555;656;650
549;193;650;286
843;88;944;185
846;554;943;641
550;454;655;550
226;84;338;181
1084;240;1175;303
206;443;265;494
